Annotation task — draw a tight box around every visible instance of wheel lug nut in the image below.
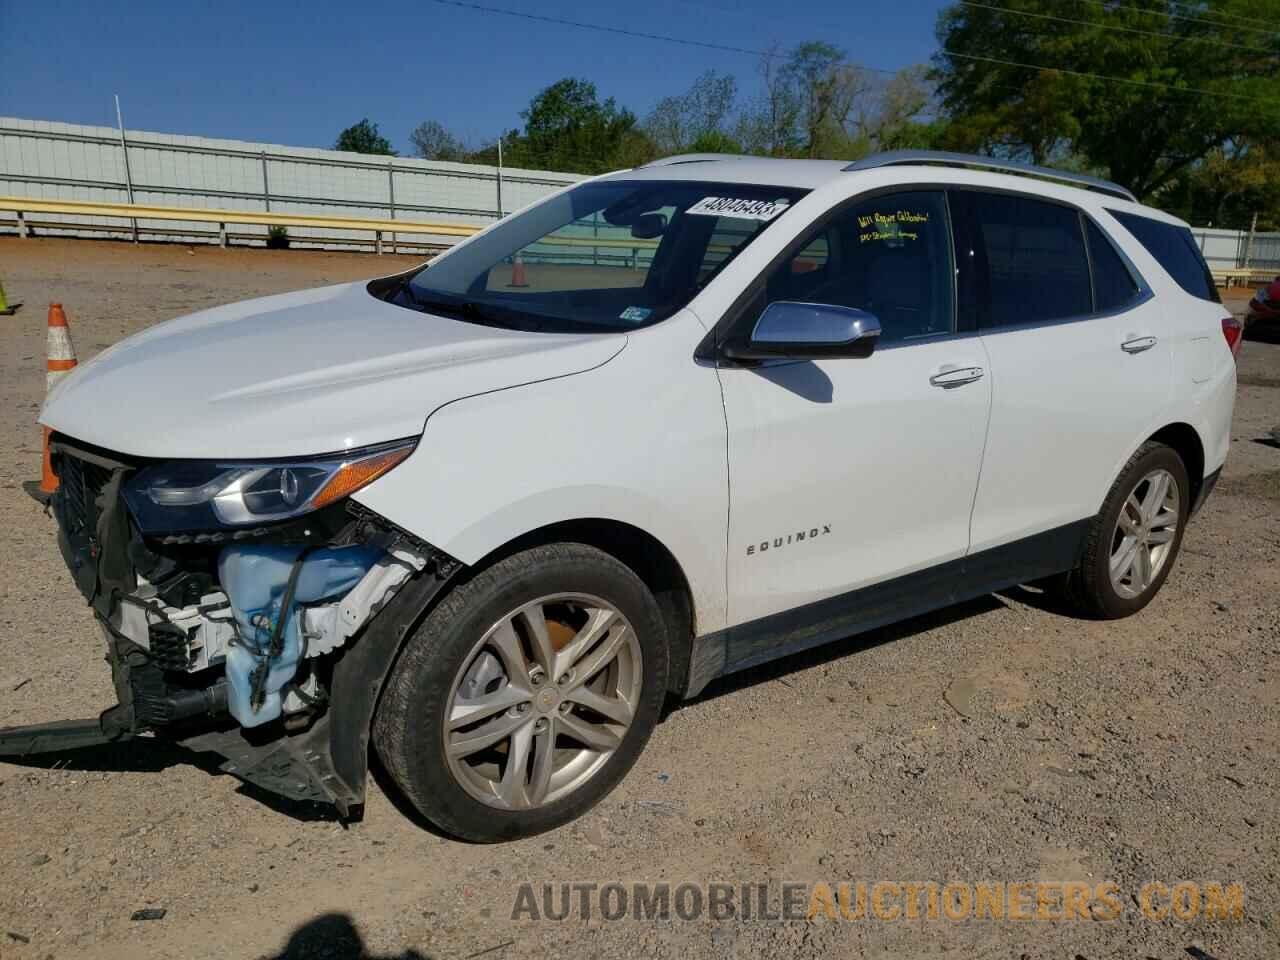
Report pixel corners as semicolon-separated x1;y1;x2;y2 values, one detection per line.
516;702;529;713
558;702;570;714
533;718;548;733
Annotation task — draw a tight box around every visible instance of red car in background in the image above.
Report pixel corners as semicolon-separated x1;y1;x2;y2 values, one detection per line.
1247;277;1280;327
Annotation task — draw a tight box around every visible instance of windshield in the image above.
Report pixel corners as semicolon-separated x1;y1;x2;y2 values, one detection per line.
378;179;808;333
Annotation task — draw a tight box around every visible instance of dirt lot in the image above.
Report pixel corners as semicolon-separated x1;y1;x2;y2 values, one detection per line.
0;237;1277;960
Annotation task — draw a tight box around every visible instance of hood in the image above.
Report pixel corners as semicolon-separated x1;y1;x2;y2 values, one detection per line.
40;282;627;459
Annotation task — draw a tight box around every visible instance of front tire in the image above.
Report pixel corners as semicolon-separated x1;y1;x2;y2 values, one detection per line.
1064;442;1190;619
373;542;668;841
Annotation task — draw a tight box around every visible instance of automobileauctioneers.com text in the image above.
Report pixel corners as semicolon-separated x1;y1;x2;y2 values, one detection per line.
510;880;1244;923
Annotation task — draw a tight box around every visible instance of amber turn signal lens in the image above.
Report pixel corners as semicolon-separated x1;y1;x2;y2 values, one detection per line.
309;446;414;510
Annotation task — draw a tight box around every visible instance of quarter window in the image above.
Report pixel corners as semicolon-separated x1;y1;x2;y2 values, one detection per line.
950;191;1093;329
1085;218;1141;312
741;190;954;346
1107;210;1220;304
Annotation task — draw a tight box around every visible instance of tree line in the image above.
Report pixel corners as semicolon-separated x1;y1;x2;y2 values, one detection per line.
333;0;1280;229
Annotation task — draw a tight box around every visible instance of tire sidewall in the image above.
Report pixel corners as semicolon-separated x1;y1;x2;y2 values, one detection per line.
1089;446;1190;618
378;544;669;841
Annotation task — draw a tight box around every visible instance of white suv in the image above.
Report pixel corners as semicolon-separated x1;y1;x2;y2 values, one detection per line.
10;151;1238;841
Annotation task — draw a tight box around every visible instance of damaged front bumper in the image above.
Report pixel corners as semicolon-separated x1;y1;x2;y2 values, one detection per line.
0;437;460;819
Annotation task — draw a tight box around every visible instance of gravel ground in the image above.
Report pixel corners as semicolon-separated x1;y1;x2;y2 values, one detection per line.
0;237;1277;960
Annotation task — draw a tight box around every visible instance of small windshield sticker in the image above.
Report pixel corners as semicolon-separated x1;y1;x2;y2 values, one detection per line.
686;197;790;221
620;306;652;323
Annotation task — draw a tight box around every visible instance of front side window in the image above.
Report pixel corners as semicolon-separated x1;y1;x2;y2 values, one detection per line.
950;191;1093;329
381;180;807;333
738;190;954;346
1107;210;1220;304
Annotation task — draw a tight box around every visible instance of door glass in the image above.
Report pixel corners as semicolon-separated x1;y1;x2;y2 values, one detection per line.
1085;218;1141;312
950;191;1092;329
744;190;954;346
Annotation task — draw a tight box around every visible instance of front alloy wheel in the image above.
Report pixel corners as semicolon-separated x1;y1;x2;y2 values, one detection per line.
374;543;668;841
445;595;642;810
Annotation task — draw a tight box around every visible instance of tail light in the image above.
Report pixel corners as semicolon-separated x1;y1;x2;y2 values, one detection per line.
1222;315;1243;360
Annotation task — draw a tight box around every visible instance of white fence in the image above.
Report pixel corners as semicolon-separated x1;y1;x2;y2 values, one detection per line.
0;117;580;249
1190;227;1279;273
2;115;1276;267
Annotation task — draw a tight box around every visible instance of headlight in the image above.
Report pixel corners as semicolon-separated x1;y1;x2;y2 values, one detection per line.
123;439;415;533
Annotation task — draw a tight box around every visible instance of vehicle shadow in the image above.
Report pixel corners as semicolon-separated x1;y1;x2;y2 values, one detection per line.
677;592;1009;708
0;735;346;824
260;912;434;959
751;360;834;403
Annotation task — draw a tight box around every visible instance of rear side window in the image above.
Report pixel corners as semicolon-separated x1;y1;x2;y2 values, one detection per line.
950;191;1092;329
1084;218;1141;312
1107;210;1220;303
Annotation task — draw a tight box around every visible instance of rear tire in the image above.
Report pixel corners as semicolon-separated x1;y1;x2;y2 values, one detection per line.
1062;442;1190;619
373;542;668;841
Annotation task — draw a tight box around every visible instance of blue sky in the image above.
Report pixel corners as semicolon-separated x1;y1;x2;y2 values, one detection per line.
0;0;950;154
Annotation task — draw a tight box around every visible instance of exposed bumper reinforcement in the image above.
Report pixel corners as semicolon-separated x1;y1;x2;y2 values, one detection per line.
0;554;458;819
0;709;132;756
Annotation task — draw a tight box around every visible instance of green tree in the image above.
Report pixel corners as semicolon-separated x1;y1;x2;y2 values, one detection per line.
645;70;739;155
409;120;466;161
512;78;647;174
735;45;803;157
782;42;870;158
1167;140;1280;230
933;0;1280;198
334;118;396;155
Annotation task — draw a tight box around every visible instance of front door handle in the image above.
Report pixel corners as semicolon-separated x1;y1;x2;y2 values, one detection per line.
1121;336;1158;354
929;366;985;388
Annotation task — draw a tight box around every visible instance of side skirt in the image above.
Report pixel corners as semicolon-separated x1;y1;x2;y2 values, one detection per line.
683;519;1090;698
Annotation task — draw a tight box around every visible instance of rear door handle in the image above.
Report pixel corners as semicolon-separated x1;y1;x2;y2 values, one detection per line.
929;366;985;388
1121;336;1158;354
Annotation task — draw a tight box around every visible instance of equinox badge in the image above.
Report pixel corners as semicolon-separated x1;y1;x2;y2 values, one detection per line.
747;525;832;556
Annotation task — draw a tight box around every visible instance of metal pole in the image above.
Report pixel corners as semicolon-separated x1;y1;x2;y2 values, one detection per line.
496;136;504;218
1243;211;1258;269
260;151;271;212
114;95;138;243
388;160;396;254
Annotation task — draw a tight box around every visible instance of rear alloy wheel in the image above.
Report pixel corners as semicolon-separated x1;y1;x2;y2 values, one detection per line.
1108;468;1180;600
374;543;668;841
1064;442;1190;619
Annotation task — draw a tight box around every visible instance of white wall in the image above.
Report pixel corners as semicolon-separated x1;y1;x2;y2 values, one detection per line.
0;116;581;248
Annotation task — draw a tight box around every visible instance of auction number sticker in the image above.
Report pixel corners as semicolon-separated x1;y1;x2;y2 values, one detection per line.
686;197;790;221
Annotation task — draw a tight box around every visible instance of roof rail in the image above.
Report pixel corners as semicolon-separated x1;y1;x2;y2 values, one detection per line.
642;153;761;168
843;150;1136;202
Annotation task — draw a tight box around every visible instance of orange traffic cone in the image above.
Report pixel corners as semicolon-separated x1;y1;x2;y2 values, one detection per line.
508;253;529;288
40;304;78;495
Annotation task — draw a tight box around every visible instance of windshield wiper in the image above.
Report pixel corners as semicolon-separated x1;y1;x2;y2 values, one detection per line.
411;294;545;332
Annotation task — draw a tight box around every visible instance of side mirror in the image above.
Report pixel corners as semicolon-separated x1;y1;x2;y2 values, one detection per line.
723;301;881;361
631;213;667;240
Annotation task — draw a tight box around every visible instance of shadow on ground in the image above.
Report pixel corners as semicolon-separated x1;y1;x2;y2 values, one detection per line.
681;593;1012;708
2;588;1070;828
262;913;435;960
0;735;345;823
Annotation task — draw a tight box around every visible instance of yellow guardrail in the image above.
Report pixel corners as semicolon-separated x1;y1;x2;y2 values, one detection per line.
0;195;481;251
0;195;724;259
